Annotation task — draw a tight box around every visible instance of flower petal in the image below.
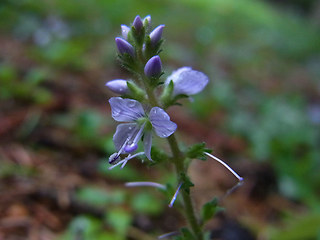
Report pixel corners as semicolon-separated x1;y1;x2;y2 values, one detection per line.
109;97;145;122
149;107;177;138
113;123;139;151
143;131;152;160
165;67;209;96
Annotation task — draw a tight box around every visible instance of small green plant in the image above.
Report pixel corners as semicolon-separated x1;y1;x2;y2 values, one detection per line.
105;15;243;239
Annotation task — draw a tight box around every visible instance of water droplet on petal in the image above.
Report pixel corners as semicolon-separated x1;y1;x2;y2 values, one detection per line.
113;110;120;117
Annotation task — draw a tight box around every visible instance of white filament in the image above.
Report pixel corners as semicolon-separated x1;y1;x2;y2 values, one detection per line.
204;152;243;182
169;182;182;208
108;152;145;170
125;181;166;190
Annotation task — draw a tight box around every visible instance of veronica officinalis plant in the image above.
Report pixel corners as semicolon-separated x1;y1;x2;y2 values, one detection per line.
105;15;243;240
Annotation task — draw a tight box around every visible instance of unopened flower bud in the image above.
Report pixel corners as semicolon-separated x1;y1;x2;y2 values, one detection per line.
115;37;135;57
106;79;129;94
121;25;130;39
150;25;165;46
133;15;143;32
144;55;162;78
143;15;151;27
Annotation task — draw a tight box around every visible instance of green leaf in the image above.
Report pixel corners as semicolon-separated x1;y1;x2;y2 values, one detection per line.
173;227;195;240
186;142;211;161
180;173;194;194
126;81;145;102
180;227;195;240
201;197;223;224
160;80;174;107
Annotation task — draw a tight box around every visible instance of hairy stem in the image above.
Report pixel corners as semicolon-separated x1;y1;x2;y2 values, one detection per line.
138;67;203;240
168;135;203;240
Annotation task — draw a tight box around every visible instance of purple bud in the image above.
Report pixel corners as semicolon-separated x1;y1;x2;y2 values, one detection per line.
106;79;129;94
149;25;165;46
143;15;151;26
121;25;130;39
133;15;143;32
115;37;135;57
144;55;162;78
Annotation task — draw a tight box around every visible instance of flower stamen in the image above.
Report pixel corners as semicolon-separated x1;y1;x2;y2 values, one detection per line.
125;181;166;190
204;152;243;182
169;182;182;208
109;136;131;164
124;122;146;153
108;151;145;170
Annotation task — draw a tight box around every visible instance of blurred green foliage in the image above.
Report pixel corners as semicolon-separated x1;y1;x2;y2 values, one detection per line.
58;215;124;240
1;0;320;238
269;213;320;240
0;63;52;104
76;187;126;206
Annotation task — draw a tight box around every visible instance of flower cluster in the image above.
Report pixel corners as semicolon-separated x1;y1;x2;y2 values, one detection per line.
105;15;244;239
106;15;209;167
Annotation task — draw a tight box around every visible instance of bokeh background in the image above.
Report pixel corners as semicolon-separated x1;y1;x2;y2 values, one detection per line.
1;0;320;239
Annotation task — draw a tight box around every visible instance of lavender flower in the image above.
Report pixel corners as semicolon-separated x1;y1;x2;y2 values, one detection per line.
149;25;165;46
144;55;162;78
165;67;209;96
105;79;129;95
109;97;177;163
115;37;135;57
121;25;130;39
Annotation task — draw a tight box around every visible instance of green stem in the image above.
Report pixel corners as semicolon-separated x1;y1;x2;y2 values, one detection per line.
138;68;203;240
143;77;158;106
167;135;203;240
